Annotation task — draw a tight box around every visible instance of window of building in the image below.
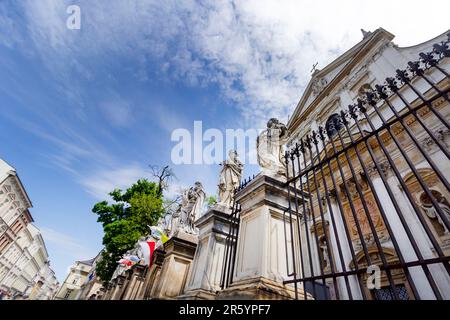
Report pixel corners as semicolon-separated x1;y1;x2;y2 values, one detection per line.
325;113;343;138
350;247;413;300
372;284;409;300
64;289;73;299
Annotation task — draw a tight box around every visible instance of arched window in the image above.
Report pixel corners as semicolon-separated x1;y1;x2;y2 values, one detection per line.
325;113;343;138
350;247;412;300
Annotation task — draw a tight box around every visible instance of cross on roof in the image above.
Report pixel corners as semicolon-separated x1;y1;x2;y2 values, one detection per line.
311;62;319;73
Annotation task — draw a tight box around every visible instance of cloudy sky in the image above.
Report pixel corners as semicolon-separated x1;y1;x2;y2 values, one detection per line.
0;0;448;282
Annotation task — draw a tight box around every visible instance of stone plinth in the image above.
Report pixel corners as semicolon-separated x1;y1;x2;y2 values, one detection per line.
140;248;165;299
122;264;147;300
217;173;310;300
110;274;129;300
151;230;198;299
179;206;233;300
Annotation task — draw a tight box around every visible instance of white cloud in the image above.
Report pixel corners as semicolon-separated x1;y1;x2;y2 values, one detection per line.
40;226;96;260
78;163;150;199
5;0;450;197
16;0;450;129
98;97;134;128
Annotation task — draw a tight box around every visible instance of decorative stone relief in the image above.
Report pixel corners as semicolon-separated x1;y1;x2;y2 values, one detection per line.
367;160;392;179
311;77;328;96
420;128;450;151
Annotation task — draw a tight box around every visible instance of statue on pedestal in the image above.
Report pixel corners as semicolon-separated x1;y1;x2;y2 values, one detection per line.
217;150;243;209
257;118;288;176
170;182;206;236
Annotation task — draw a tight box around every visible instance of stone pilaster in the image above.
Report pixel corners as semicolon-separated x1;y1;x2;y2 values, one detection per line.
179;206;233;300
151;231;197;299
217;173;310;300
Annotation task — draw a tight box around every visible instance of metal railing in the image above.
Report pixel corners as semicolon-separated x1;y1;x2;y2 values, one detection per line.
220;33;450;300
283;33;450;300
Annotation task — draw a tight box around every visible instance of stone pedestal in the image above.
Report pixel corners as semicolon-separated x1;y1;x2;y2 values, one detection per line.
179;206;233;300
151;231;198;299
122;265;147;300
217;173;309;300
140;248;165;299
110;274;129;300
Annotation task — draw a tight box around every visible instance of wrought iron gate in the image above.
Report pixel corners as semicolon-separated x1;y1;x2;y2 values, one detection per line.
283;34;450;300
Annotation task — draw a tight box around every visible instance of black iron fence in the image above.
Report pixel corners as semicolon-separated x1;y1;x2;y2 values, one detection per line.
283;33;450;300
220;33;450;300
220;200;241;289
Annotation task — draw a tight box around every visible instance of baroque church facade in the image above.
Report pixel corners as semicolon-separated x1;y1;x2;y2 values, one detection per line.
98;27;450;300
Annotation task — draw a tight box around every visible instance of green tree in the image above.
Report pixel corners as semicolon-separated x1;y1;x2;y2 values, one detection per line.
92;179;165;283
206;195;217;207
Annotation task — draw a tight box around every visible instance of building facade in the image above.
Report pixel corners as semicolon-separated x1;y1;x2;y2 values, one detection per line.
76;251;104;300
98;28;450;300
0;159;58;299
54;258;96;300
281;27;450;300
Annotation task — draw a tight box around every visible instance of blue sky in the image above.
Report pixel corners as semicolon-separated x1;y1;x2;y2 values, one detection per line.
1;0;449;282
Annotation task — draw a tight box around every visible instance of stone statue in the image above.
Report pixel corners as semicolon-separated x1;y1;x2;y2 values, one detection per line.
420;193;450;235
257;118;288;176
155;214;171;236
218;150;243;209
170;182;206;235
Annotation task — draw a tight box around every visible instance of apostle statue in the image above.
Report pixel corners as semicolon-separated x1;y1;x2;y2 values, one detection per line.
184;182;206;233
217;150;243;209
256;118;288;176
169;190;187;237
170;182;206;235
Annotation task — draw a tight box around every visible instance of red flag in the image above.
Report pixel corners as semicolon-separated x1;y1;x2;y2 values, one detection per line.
147;241;156;266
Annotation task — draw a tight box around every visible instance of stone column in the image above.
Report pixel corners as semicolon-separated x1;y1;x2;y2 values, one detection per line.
179;206;232;300
151;231;197;299
217;173;310;300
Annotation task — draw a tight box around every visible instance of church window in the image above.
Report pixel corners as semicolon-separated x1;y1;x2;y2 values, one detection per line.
325;113;343;138
373;284;409;300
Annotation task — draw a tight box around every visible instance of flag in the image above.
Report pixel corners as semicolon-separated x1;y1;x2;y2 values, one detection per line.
150;226;169;244
118;258;133;267
126;255;141;263
139;241;156;266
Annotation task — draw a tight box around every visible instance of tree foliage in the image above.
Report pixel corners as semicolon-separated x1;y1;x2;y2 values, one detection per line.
206;195;217;207
92;179;165;283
